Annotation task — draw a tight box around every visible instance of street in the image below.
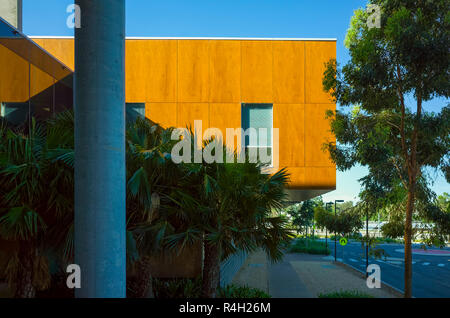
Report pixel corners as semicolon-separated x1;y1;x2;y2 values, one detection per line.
326;240;450;298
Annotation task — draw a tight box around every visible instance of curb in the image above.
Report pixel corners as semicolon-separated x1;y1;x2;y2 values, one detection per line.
334;260;405;298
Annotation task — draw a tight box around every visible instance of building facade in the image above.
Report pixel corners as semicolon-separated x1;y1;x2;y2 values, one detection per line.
0;16;336;201
28;35;337;200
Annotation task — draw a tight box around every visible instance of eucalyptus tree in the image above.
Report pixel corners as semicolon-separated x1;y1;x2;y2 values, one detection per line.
314;205;363;237
323;0;450;297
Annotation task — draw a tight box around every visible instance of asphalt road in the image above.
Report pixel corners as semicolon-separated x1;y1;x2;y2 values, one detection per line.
325;239;450;298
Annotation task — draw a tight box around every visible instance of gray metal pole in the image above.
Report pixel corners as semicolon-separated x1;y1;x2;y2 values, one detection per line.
334;202;337;262
366;204;369;278
74;0;126;298
325;202;331;249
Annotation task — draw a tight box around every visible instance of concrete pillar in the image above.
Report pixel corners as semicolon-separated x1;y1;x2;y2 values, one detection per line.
74;0;126;298
0;0;22;31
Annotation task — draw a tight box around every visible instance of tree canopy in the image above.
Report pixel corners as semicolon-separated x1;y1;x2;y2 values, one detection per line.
322;0;450;297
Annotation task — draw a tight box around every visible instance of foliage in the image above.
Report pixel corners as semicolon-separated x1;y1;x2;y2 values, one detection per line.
217;284;271;298
0;113;75;296
152;279;271;299
314;205;363;236
318;290;374;298
437;193;450;213
286;200;315;235
168;134;293;297
381;220;404;239
288;238;330;255
152;278;202;298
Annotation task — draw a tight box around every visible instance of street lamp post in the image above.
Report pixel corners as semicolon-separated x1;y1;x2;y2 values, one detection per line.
366;204;369;278
325;202;333;248
334;199;344;262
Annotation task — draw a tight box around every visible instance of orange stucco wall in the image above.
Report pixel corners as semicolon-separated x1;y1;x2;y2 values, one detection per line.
31;38;336;191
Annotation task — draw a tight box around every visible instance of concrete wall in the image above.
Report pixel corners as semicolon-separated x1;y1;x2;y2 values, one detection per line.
0;0;22;30
219;250;248;287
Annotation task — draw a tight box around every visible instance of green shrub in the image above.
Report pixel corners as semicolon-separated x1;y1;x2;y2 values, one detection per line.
152;279;271;299
347;232;363;240
296;234;321;240
367;237;404;244
152;278;202;298
217;284;271;298
318;290;374;298
288;238;331;255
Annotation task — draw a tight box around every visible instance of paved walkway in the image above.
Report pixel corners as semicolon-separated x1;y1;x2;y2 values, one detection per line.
232;250;400;298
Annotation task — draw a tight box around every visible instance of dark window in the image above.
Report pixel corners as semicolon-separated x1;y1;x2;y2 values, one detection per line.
241;103;273;164
126;103;145;123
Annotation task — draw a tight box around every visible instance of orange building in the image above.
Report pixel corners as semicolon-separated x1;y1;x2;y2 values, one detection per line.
0;24;336;201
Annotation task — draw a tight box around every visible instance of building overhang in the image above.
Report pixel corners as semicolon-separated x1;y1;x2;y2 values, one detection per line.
285;188;335;203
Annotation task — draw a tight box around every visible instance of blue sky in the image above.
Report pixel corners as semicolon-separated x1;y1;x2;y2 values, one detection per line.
22;0;449;201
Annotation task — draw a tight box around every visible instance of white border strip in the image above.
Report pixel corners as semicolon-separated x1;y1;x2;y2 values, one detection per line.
29;36;336;41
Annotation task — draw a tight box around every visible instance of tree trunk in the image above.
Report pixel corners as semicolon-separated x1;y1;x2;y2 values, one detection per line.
313;221;315;240
126;256;154;298
201;239;221;298
14;241;36;298
402;90;421;298
404;181;415;298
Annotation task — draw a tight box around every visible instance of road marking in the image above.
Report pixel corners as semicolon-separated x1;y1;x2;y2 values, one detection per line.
395;248;450;256
349;258;358;262
337;258;343;262
386;257;403;261
422;262;430;266
412;261;416;264
387;261;402;265
437;264;445;267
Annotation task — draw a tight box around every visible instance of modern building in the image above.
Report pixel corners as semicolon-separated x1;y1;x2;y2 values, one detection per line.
0;2;336;294
0;17;336;201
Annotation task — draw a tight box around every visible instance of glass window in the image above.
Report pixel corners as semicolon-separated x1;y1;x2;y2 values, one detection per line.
126;103;146;123
241;103;273;164
1;102;28;126
30;65;54;121
0;40;30;128
54;74;73;113
0;18;73;127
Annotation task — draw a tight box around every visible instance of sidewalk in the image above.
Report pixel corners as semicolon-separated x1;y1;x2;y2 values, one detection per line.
232;250;399;298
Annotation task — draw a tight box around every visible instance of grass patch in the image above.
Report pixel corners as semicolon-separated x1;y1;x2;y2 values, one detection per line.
373;237;403;244
288;238;331;255
318;290;374;298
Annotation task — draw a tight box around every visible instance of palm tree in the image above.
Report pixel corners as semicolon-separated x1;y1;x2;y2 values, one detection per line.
124;117;187;297
0;113;198;298
124;117;207;298
0;112;75;298
171;140;293;298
